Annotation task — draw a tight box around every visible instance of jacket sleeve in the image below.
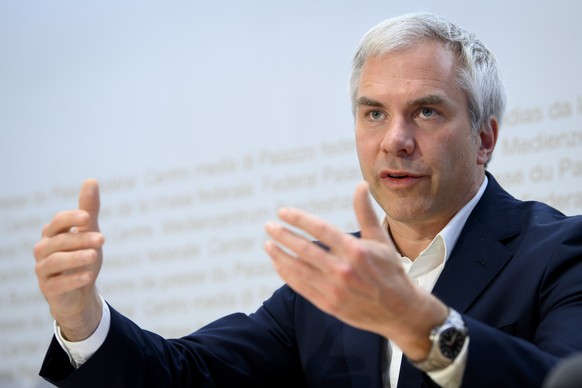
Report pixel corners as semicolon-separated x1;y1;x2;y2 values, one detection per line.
39;285;307;388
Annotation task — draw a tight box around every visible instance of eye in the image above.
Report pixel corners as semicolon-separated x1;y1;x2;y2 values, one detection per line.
367;110;385;121
419;108;435;118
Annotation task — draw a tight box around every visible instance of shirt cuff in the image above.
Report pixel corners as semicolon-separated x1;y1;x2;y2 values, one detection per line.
54;295;111;369
427;337;470;388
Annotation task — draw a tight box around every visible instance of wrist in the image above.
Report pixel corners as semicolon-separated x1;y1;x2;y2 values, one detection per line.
410;307;468;372
56;292;103;342
396;294;449;361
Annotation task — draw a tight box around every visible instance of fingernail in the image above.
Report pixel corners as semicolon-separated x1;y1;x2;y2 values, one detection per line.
265;222;276;233
264;240;277;253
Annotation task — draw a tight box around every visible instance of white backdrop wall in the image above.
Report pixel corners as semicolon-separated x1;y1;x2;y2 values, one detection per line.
1;1;581;387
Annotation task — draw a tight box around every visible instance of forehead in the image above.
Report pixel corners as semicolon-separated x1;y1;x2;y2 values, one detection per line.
357;41;461;101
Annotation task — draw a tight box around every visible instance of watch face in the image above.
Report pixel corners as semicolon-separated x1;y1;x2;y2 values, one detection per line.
438;327;465;359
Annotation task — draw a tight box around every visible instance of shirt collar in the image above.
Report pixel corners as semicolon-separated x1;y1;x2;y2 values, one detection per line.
439;175;488;263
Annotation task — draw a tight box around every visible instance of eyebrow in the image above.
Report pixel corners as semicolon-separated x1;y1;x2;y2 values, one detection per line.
408;94;447;107
356;94;448;110
355;96;385;108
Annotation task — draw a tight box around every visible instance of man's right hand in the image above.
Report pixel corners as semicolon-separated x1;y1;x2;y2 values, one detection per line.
34;179;105;342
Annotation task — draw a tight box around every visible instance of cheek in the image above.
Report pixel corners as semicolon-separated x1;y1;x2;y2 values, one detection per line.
430;130;475;166
355;131;372;160
435;137;479;185
355;138;378;173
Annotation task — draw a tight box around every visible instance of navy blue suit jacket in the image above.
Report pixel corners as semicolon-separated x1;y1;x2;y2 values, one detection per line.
40;174;582;387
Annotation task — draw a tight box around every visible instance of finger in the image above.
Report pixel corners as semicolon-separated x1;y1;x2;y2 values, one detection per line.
41;210;90;238
265;221;334;271
40;271;94;299
264;239;327;299
78;179;100;232
264;239;317;275
276;207;349;252
35;249;98;279
265;238;371;322
34;231;105;262
353;181;388;242
265;221;375;294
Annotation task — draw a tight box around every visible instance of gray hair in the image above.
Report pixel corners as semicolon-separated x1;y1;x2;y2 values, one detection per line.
350;12;506;132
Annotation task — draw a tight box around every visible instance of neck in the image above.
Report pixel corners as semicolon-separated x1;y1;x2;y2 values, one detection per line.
386;173;486;259
386;218;446;260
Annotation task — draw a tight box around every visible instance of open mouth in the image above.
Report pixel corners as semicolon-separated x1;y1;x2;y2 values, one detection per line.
379;171;422;184
381;171;416;179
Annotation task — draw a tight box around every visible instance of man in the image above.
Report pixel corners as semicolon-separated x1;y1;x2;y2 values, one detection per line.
34;12;582;387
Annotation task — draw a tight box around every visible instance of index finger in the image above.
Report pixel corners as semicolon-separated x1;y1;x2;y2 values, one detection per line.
41;210;89;238
277;207;351;251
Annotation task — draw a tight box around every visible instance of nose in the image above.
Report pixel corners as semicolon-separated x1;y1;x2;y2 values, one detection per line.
380;117;415;156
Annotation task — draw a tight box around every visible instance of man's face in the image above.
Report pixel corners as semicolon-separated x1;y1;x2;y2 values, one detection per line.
355;40;490;230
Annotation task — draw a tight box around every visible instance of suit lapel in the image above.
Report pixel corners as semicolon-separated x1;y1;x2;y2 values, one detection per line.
432;174;521;313
432;217;513;312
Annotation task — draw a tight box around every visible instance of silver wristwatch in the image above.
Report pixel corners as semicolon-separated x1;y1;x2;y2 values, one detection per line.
412;308;468;372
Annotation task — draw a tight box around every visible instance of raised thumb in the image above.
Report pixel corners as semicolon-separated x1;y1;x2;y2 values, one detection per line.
353;181;387;241
77;178;100;232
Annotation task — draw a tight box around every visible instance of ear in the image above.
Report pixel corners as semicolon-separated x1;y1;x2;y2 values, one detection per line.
477;116;499;166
